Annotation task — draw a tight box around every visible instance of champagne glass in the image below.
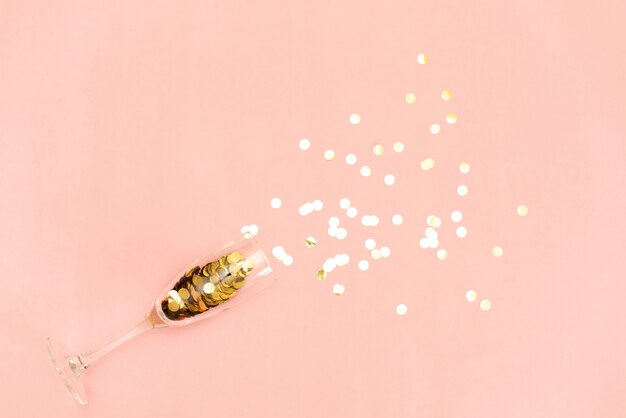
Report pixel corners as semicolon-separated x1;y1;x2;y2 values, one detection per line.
46;235;274;405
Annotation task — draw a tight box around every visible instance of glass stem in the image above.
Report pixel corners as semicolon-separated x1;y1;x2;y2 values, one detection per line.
77;317;155;370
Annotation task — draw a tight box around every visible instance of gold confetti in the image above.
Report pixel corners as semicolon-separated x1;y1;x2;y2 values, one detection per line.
459;162;471;174
517;204;529;216
465;290;477;302
420;158;436;171
373;144;385;156
441;89;452;101
492;246;504;257
349;113;361;125
405;93;416;104
429;123;441;135
446;113;457;124
316;269;327;281
479;299;492;311
396;304;408;315
324;149;336;161
417;53;428;64
333;284;345;295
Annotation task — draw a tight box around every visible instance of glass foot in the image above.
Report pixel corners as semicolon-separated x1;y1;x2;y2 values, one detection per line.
45;337;88;405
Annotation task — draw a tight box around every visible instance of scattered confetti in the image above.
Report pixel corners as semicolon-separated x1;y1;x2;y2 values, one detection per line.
298;138;311;151
492;246;504;257
316;269;327;281
324;149;336;161
361;215;380;227
272;246;286;260
323;258;337;272
370;249;382;260
479;299;492;311
240;224;259;236
426;215;442;228
417;53;428;64
436;249;448;260
334;253;350;266
349;113;361;125
346;206;358;218
405;93;416;104
392;214;403;225
312;199;324;211
457;184;469;197
333;284;345;295
384;174;396;186
336;227;348;240
282;255;294;266
429;123;441;135
459;162;471;174
360;165;372;177
358;260;370;271
392;141;405;153
365;239;377;250
456;226;468;238
270;197;282;209
339;198;351;210
373;144;385;156
465;290;477;302
396;304;408;315
446;113;457;124
451;210;463;222
419;238;429;249
345;153;358;165
299;202;314;216
517;204;529;216
328;217;340;227
305;236;317;247
420;158;436;171
327;226;338;237
380;246;391;258
441;89;452;101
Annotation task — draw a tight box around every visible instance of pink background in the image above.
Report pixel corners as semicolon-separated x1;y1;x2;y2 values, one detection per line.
1;1;625;417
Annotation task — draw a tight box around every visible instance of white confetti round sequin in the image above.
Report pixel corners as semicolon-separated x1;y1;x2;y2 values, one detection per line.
328;217;340;227
270;197;282;209
441;89;452;101
298;138;311;151
247;224;259;236
358;260;370;271
425;227;438;239
517;204;529;216
339;198;351;210
480;299;492;311
429;123;441;135
334;253;350;266
419;238;429;249
492;246;504;257
365;239;377;250
370;249;381;260
392;214;403;226
393;141;405;153
384;174;396;186
324;149;336;161
396;304;408;315
405;93;416;104
417;53;428;64
380;246;391;258
420;158;436;171
459;162;471;174
299;203;314;216
457;184;468;197
428;238;440;249
346;206;358;218
336;227;348;240
345;153;358;165
436;249;448;260
360;165;372;177
323;258;337;272
312;200;324;211
446;113;457;124
272;246;286;259
466;290;477;302
282;255;294;266
327;226;338;237
349;113;361;125
333;284;345;295
373;144;385;156
451;210;463;222
456;226;468;238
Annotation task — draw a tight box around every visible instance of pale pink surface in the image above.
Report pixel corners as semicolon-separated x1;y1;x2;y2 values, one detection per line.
1;1;625;416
